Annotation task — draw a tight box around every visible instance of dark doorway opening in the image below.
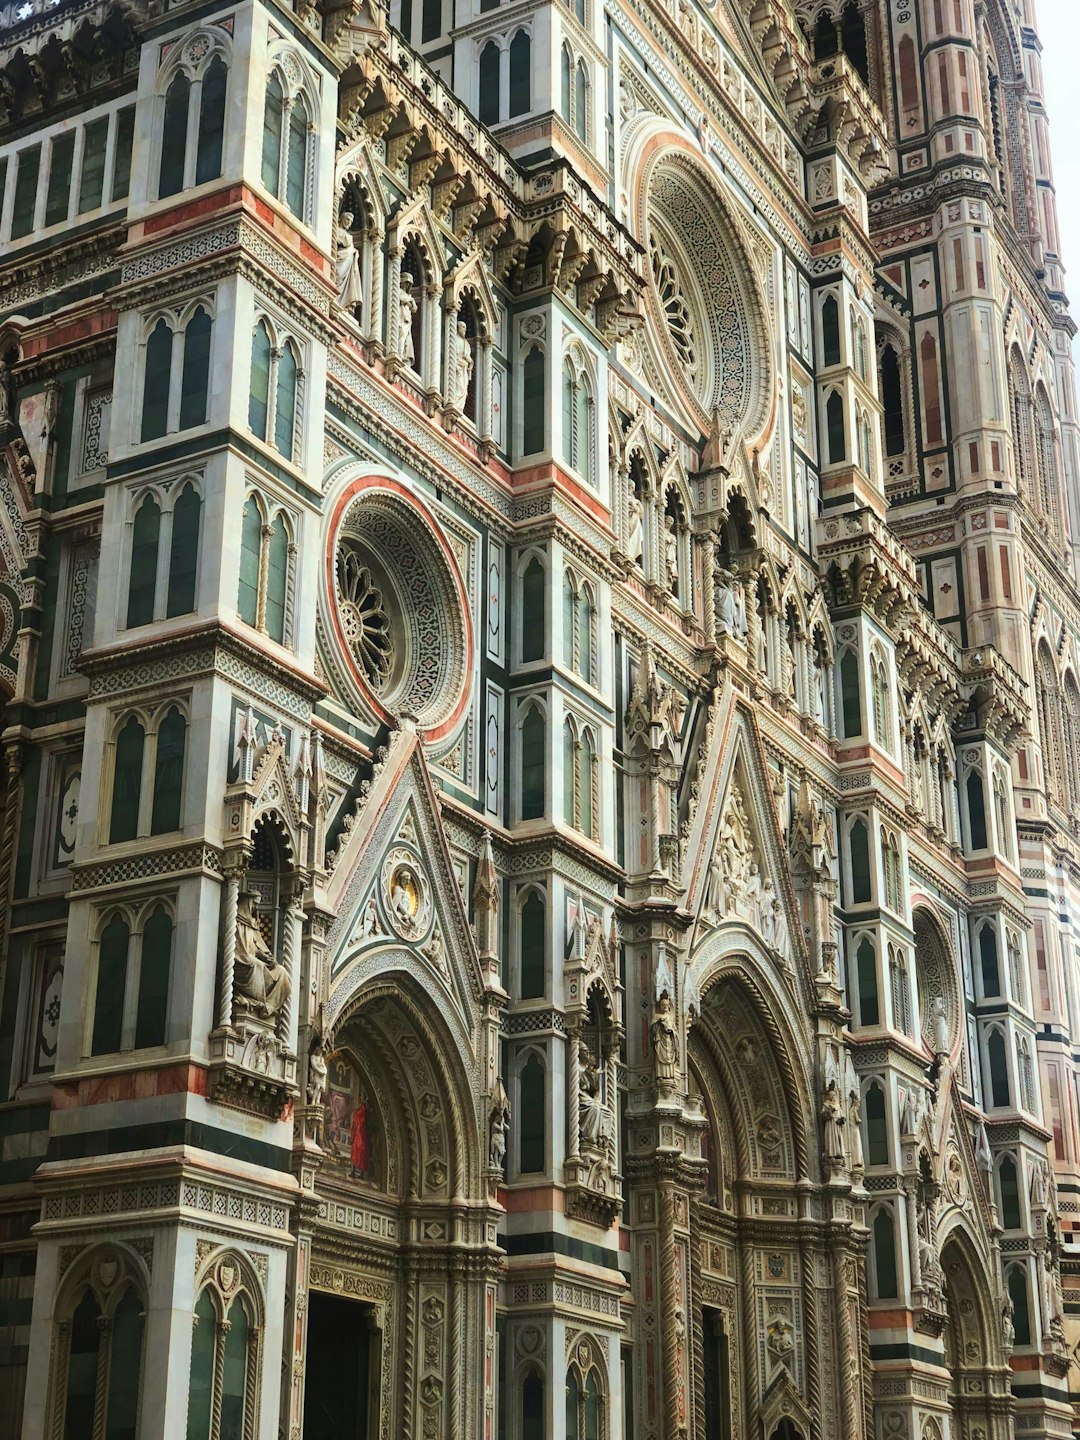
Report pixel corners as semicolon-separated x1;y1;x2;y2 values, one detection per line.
702;1306;731;1440
304;1291;378;1440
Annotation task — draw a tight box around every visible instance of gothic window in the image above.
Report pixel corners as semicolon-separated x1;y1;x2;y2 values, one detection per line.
812;11;838;60
575;59;588;142
856;938;879;1027
848;820;871;905
1007;932;1025;1007
125;481;202;627
890;948;911;1035
964;767;988;851
10;143;41;239
651;232;698;382
79;116;108;213
51;1254;146;1440
1007;1265;1031;1346
998;1153;1021;1228
852;313;868;380
479;41;500;125
1062;676;1080;810
979;924;1000;998
880;829;901;913
522;1370;544;1440
157;39;229;198
870;1207;898;1300
518;1053;546;1172
826;391;845;464
91;901;175;1054
519;889;546;999
522;344;546;455
1036;641;1064;801
566;1356;604;1440
1017;1036;1035;1113
249;318;303;462
839;647;861;738
993;768;1013;858
108;704;188;845
561;354;594;483
821;295;841;367
840;1;869;85
870;648;890;749
986;1026;1010;1108
1008;348;1033;494
46;132;75;225
261;61;314;222
236;492;295;646
812;627;832;730
563;716;599;840
561;44;572;125
880;343;905;456
187;1259;262;1440
521;553;546;663
520;703;546;821
508;31;531;116
141;304;214;441
1034;385;1063;541
865;1082;888;1166
562;571;596;684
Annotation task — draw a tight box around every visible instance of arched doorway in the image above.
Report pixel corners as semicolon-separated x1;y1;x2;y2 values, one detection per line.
687;966;815;1440
940;1233;1007;1440
304;974;488;1439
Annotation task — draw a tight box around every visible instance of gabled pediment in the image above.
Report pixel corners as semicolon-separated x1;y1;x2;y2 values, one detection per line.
683;685;808;987
321;730;486;1050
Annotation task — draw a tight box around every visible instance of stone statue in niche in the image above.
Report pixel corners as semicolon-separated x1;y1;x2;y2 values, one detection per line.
651;993;679;1093
334;212;363;315
1001;1294;1014;1352
307;1033;328;1108
931;996;949;1056
664;515;679;593
398;271;419;368
451;320;473;411
715;567;747;638
627;492;644;567
234;890;290;1032
577;1039;608;1149
489;1077;510;1171
821;1070;847;1168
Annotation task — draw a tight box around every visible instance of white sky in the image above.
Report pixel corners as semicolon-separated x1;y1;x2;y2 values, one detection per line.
1038;0;1080;326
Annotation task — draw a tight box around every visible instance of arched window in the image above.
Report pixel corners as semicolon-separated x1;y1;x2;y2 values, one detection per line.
265;513;289;644
841;0;869;84
159;72;191;198
275;341;299;459
871;1208;898;1299
965;768;988;850
141;318;173;442
561;44;572;124
196;56;227;185
580;729;595;839
519;1055;545;1171
865;1083;888;1166
822;295;841;366
577;584;595;684
849;820;871;905
479;41;500;125
151;706;187;834
880;345;905;456
188;1281;259;1440
92;914;130;1054
237;495;263;628
871;652;890;748
236;494;293;645
179;306;212;429
127;494;161;627
520;705;546;820
993;771;1013;859
508;30;531;117
1008;1266;1031;1346
520;891;545;998
521;555;545;662
987;1027;1010;1108
249;319;272;440
561;356;594;484
1018;1036;1035;1112
522;1369;544;1440
1036;642;1064;801
59;1278;145;1439
856;938;879;1026
563;718;576;827
262;72;284;195
135;904;173;1049
575;61;588;142
979;926;1000;997
826;391;846;463
522;344;546;454
998;1154;1021;1228
167;482;201;617
285;93;309;220
1035;386;1060;530
839;648;861;738
110;716;145;844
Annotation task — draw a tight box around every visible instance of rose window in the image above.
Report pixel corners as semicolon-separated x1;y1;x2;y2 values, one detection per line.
337;545;393;690
325;486;470;735
650;236;699;383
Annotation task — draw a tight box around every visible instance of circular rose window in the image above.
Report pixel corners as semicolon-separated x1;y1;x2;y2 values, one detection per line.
325;483;471;737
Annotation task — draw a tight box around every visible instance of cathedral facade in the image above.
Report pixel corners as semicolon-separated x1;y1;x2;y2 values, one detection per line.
0;0;1078;1436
